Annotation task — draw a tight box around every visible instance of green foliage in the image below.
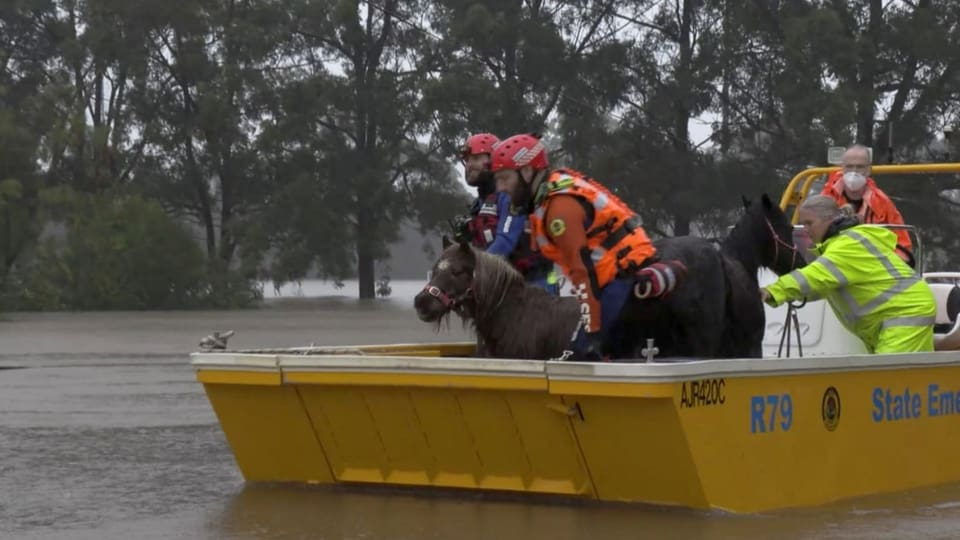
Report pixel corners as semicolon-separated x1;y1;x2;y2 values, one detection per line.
12;192;260;311
4;0;960;311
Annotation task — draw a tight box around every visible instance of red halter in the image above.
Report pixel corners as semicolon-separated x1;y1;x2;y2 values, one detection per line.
420;281;473;312
765;217;801;271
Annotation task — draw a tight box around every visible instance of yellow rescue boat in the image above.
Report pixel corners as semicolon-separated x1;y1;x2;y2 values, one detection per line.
191;162;960;513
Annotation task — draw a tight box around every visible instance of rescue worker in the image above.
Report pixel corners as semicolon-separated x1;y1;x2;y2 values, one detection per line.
761;195;936;354
453;133;559;294
490;132;688;361
820;144;913;264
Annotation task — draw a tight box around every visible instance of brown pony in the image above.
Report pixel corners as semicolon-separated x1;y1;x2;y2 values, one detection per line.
413;236;580;359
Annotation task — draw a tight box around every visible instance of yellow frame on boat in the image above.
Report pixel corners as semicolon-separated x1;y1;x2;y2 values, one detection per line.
778;162;960;223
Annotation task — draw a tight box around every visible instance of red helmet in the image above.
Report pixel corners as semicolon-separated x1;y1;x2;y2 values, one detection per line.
490;133;549;172
460;133;500;159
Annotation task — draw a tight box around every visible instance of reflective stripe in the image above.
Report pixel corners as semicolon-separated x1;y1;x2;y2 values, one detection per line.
845;230;907;278
820;230;923;324
501;215;512;234
816;256;859;319
531;171;654;289
856;275;920;316
594;192;608;210
840;230;919;317
788;269;812;296
805;257;858;323
814;257;848;286
538;176;621;265
880;315;936;330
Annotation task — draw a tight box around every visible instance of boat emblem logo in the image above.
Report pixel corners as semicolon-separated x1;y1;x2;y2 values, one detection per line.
821;386;841;431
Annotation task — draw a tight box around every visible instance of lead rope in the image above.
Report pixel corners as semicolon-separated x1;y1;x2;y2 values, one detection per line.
777;299;807;358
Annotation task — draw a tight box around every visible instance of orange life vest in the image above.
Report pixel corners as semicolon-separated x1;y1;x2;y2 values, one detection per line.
528;169;656;287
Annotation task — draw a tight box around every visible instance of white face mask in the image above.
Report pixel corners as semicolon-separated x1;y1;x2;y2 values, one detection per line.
842;171;867;192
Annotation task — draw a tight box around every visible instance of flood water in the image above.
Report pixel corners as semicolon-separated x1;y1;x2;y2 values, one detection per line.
2;281;960;539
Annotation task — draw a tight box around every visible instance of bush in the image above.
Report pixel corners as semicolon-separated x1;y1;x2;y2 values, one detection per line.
12;193;261;310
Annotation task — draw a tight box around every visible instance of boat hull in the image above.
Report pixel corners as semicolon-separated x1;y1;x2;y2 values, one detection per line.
192;345;960;513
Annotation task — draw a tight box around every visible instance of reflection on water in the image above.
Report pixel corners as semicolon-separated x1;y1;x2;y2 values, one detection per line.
262;279;429;303
211;482;960;540
216;484;744;540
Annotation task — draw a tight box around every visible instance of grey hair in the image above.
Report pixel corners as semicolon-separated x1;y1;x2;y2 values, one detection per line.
844;144;872;164
800;194;858;221
800;194;842;220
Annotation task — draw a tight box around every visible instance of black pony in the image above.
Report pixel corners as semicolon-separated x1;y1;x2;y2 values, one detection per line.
615;193;803;359
414;193;803;361
720;193;807;357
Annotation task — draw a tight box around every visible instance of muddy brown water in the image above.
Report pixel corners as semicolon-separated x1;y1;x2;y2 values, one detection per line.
2;297;960;539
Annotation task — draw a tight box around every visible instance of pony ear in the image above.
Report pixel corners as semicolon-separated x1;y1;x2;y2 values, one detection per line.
442;234;452;250
741;195;752;209
457;236;471;251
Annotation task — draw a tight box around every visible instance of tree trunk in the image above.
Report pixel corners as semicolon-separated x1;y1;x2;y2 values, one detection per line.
175;56;216;259
218;153;235;264
674;0;692;150
355;206;376;299
186;137;216;260
719;0;732;154
855;0;884;145
671;0;693;239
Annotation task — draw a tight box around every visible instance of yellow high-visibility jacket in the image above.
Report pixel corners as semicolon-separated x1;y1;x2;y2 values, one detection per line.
765;224;935;353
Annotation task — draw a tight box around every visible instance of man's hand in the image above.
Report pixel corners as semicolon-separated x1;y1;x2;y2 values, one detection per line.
450;215;471;244
760;288;771;303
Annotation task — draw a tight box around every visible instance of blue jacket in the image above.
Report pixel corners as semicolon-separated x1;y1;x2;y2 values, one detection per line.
485;191;526;257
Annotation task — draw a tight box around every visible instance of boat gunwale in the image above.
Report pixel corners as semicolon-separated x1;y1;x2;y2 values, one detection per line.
189;349;960;381
278;355;546;377
545;350;960;381
190;350;546;379
188;354;280;372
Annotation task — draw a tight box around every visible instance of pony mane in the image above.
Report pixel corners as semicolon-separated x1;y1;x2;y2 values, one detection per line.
721;204;765;276
470;247;526;315
721;195;801;282
465;246;580;359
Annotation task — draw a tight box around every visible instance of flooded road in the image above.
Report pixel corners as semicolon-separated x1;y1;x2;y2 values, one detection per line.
3;295;960;539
